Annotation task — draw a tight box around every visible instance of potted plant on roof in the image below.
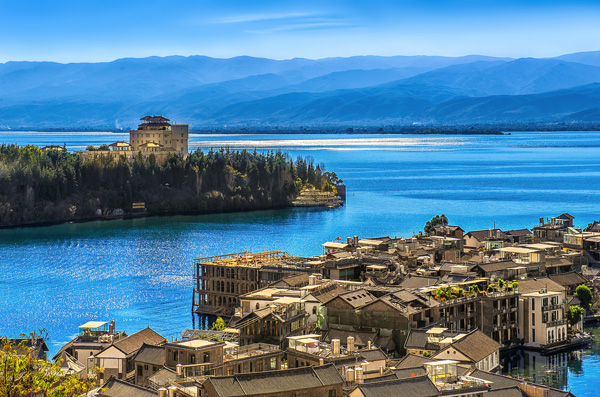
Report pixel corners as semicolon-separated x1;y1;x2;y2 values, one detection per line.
498;279;505;290
487;284;495;294
511;281;519;292
468;285;476;297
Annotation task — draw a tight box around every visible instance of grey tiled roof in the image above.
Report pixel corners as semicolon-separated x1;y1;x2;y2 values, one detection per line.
355;375;439;397
99;378;158;397
114;327;166;355
441;330;500;363
469;369;522;390
133;344;165;366
207;364;343;396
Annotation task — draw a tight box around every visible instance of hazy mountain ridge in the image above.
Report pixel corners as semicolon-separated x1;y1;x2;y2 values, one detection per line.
1;51;600;128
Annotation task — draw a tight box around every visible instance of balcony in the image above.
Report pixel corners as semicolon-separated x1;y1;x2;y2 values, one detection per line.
542;303;564;312
547;319;567;327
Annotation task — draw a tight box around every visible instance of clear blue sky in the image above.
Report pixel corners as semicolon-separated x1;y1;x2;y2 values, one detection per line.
1;0;599;62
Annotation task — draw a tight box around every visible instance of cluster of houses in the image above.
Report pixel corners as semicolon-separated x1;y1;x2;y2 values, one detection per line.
18;213;599;396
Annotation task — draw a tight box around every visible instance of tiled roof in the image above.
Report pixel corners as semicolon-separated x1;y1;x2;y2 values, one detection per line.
392;353;431;369
468;369;521;390
466;229;508;241
486;386;524;396
392;367;427;379
359;347;388;362
310;283;349;304
404;329;457;351
133;344;165;366
399;276;440;289
363;373;399;383
548;272;587;288
114;328;166;356
354;375;439;397
505;229;532;237
518;278;565;294
474;260;521;273
337;289;376;308
278;273;309;287
442;330;500;363
99;377;158;397
207;364;343;396
324;328;377;347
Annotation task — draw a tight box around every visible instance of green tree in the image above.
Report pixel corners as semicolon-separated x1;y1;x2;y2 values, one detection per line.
567;305;584;328
576;285;593;310
424;214;448;234
211;317;226;331
0;335;97;396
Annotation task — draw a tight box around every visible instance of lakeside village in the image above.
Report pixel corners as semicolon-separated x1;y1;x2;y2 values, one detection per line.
8;214;600;396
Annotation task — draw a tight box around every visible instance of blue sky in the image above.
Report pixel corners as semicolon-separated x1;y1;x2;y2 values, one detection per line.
1;0;599;62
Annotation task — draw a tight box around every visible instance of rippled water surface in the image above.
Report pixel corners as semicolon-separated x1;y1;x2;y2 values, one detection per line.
1;131;600;395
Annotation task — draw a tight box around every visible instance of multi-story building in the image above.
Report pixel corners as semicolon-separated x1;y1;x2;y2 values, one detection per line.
129;115;188;157
76;115;189;163
520;288;568;348
193;251;308;316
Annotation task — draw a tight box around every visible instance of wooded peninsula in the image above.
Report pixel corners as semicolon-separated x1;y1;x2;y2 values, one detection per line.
0;144;339;227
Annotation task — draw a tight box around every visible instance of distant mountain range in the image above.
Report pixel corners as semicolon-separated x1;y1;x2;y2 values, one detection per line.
2;51;600;129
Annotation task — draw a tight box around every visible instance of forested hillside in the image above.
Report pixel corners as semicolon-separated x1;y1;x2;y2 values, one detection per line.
0;145;337;226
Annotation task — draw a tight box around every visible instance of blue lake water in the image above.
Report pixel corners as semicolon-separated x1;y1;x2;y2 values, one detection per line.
1;130;599;395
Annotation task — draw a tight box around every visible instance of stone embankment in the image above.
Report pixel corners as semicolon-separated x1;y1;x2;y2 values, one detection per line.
292;188;343;208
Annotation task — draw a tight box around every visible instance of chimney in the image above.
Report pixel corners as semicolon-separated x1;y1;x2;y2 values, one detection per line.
158;388;168;397
483;255;490;264
347;336;355;353
347;237;352;245
367;340;372;350
168;386;177;397
489;228;492;238
354;235;359;246
109;320;115;334
176;363;183;377
551;217;556;225
539;217;544;225
355;366;364;384
309;275;317;286
346;368;355;383
319;358;324;366
379;365;384;376
361;362;368;374
332;339;340;355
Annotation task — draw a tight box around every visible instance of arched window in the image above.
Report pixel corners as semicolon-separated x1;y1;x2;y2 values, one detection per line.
256;303;260;310
312;306;317;315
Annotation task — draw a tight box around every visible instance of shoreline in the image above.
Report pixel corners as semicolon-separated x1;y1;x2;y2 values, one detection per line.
0;203;339;230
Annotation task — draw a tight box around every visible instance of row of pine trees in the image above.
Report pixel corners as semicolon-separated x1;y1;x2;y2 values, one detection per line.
0;144;338;226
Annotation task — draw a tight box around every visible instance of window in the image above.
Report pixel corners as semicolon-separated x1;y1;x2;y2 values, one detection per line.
531;298;535;310
190;354;196;364
144;364;148;370
532;313;535;326
543;298;549;307
271;357;277;369
204;352;210;362
532;329;535;342
173;351;178;362
329;390;337;397
137;365;143;376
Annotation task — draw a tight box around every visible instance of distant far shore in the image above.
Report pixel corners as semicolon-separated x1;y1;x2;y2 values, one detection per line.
5;123;600;134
